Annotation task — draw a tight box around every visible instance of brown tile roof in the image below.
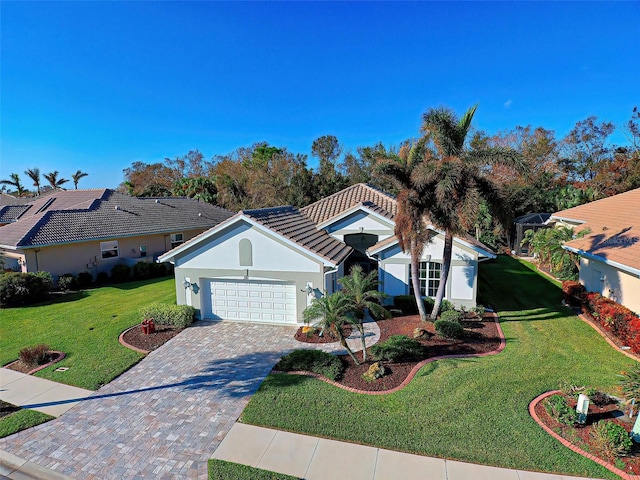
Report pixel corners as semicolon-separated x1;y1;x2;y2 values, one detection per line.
554;188;640;271
301;183;397;225
242;206;353;265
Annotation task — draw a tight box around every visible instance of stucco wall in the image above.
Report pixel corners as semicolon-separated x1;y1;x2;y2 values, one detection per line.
323;210;394;242
580;257;640;315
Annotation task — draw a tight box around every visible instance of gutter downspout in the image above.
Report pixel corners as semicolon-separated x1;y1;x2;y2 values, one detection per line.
324;266;339;294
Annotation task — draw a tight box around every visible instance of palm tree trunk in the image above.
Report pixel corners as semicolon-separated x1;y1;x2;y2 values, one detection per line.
411;239;428;321
337;329;360;365
430;232;453;320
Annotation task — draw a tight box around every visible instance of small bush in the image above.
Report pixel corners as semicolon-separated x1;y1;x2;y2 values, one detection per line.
277;349;344;380
77;271;93;288
434;319;464;339
19;344;50;367
57;273;78;292
562;280;586;306
583;292;640;354
34;271;53;291
440;299;456;313
110;264;131;283
150;262;168;278
393;295;434;315
96;271;109;284
370;335;427;363
133;261;151;279
0;272;52;307
591;421;633;458
139;303;196;328
620;363;640;402
471;305;486;317
440;309;463;323
544;394;577;425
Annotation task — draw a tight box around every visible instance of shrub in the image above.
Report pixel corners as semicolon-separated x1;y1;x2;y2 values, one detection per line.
544;394;577;425
34;271;53;291
150;262;168;278
582;292;640;354
0;272;52;307
19;344;50;367
619;363;640;402
276;349;344;380
139;303;196;328
370;335;427;363
77;271;93;288
591;421;633;458
440;299;456;313
471;305;486;317
562;280;586;306
110;264;131;283
133;261;151;279
96;271;109;284
440;309;463;323
434;319;464;339
393;295;434;315
57;273;78;292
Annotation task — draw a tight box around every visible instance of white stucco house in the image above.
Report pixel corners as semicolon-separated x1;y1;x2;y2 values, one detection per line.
159;183;496;324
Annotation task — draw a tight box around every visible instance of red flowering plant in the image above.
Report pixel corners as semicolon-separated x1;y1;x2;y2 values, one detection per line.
582;292;640;353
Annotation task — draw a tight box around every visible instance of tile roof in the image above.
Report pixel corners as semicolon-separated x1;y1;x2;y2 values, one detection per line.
0;205;31;224
301;183;397;225
0;193;29;207
242;206;353;265
553;188;640;271
0;189;234;248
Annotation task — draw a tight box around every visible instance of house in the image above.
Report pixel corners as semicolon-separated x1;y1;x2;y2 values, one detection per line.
159;183;496;324
549;187;640;314
0;189;233;279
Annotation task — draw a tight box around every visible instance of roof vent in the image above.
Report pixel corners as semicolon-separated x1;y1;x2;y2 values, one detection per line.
115;206;120;210
198;212;202;217
155;199;160;203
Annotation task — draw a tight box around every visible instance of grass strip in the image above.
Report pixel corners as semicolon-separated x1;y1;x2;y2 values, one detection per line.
208;459;299;480
0;409;54;438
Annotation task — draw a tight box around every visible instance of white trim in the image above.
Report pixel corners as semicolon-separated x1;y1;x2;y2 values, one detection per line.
317;204;394;230
562;245;640;278
548;215;586;225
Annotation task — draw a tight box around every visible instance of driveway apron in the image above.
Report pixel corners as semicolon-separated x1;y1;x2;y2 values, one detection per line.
0;321;301;479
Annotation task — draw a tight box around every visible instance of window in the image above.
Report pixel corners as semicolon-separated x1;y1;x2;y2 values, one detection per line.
239;239;253;266
139;245;147;257
100;240;119;259
170;233;184;249
409;261;442;297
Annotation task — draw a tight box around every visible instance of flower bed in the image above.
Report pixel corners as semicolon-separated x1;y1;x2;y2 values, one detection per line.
581;292;640;354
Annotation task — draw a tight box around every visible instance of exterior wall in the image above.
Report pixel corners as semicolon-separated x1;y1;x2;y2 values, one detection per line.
579;257;640;315
0;249;25;271
323;210;394;242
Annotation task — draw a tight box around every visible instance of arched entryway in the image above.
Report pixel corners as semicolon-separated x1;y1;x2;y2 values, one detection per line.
343;233;378;275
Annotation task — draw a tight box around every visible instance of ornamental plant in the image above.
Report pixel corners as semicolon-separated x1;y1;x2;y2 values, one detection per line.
582;293;640;353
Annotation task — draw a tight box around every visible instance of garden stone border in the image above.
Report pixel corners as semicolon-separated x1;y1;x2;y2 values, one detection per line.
529;390;640;480
280;312;505;395
118;325;151;354
4;350;66;375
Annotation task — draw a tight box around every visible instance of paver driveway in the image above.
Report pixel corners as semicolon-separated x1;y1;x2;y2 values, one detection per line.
0;321;301;479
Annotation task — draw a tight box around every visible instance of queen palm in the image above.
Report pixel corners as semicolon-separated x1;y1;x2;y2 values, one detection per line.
338;265;390;361
24;167;41;195
44;171;69;190
0;173;26;197
72;170;88;189
303;292;360;365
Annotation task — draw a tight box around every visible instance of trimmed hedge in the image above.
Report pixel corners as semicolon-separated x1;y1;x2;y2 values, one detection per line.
434;319;465;339
57;273;78;292
110;264;131;283
0;272;52;307
276;349;344;380
139;303;196;328
582;292;640;353
370;335;426;363
562;280;586;306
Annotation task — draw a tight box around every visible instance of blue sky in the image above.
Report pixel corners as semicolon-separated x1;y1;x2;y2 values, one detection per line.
2;1;639;190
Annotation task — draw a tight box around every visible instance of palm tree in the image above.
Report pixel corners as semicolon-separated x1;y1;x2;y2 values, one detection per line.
338;265;390;361
375;138;432;320
43;171;69;190
71;170;88;189
303;292;360;365
0;173;26;197
24;167;41;195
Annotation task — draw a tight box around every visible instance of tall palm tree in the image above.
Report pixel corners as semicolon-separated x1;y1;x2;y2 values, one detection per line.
303;292;360;365
0;173;26;197
71;170;88;189
43;171;69;190
375;138;432;320
338;265;390;361
24;167;41;195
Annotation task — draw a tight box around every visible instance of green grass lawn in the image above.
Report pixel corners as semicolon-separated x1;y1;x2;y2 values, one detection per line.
0;408;54;438
240;256;633;479
208;460;299;480
0;277;176;390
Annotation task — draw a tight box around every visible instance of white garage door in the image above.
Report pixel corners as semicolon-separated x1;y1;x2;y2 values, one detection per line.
207;279;297;324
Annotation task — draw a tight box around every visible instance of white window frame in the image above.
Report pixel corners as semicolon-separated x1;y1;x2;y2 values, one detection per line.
100;240;119;260
170;233;184;249
409;261;442;297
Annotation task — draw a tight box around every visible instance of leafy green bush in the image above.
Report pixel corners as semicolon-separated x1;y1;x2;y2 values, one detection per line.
591;421;632;458
133;261;151;279
544;394;577;425
471;305;486;317
77;271;93;288
139;303;196;328
276;349;344;380
440;309;463;323
19;344;50;367
57;273;78;292
370;335;427;363
619;363;640;402
440;299;456;313
434;319;464;339
110;264;131;283
393;295;434;315
0;272;52;307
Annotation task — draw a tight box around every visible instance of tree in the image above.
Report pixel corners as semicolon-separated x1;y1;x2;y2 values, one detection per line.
0;173;26;197
338;265;390;361
523;226;589;280
24;167;41;195
303;292;360;365
311;135;349;198
43;171;69;189
172;176;217;204
121;161;180;197
561;116;615;183
71;170;89;189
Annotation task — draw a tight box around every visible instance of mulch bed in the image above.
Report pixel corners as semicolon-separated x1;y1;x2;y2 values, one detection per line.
4;351;64;375
122;324;184;352
534;392;640;476
295;315;500;392
0;400;20;419
294;324;353;344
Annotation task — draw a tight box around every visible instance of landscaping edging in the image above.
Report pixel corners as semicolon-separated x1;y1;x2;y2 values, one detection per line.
577;313;640;363
281;312;505;395
529;390;640;480
118;325;151;354
3;351;66;375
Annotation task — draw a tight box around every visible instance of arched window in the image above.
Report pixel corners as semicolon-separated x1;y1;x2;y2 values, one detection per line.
239;239;253;266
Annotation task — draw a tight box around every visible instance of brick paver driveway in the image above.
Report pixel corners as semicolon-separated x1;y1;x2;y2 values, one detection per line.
0;321;300;479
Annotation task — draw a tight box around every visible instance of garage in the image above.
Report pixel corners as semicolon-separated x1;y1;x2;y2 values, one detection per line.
206;279;297;324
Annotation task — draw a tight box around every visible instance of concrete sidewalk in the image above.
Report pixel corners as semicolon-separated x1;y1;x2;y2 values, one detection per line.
211;423;604;480
0;368;92;417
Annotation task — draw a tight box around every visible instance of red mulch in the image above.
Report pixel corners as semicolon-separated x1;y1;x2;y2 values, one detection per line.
535;393;640;475
307;315;500;392
294;325;353;344
122;325;184;352
4;352;63;374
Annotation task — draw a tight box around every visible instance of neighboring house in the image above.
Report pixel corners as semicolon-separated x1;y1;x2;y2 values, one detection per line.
0;189;233;279
159;183;496;325
549;187;640;314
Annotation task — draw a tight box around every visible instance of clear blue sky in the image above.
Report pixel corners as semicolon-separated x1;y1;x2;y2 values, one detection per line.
2;1;639;190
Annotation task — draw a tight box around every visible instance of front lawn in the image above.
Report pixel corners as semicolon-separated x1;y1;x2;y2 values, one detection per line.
240;256;632;479
0;277;176;390
0;400;54;438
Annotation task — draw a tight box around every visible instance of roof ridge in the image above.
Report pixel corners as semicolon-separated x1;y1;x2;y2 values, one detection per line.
300;183;368;212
